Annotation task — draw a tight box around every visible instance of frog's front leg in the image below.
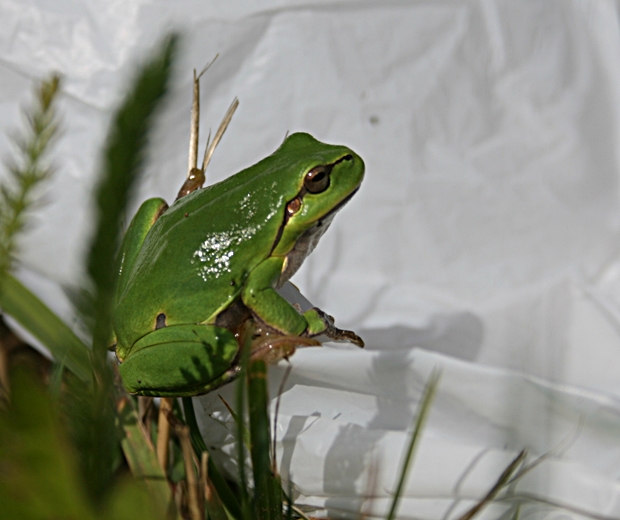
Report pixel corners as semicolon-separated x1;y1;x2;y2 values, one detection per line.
241;257;364;347
118;324;239;397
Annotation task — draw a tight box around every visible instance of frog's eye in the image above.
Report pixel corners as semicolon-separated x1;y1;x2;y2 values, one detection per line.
304;165;331;194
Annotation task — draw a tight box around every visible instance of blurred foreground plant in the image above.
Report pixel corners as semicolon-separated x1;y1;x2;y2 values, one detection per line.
0;35;523;520
0;36;178;520
0;33;288;520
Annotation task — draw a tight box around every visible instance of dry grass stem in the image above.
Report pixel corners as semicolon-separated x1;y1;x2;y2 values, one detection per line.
188;69;200;173
200;451;210;501
200;450;224;515
156;397;173;471
187;57;218;175
201;97;239;173
138;396;153;421
456;450;527;520
176;421;202;520
174;479;188;519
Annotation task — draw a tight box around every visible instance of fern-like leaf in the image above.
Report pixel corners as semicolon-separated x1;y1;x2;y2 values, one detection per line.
0;75;61;282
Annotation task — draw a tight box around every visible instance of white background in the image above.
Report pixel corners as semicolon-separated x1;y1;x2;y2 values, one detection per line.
2;1;620;518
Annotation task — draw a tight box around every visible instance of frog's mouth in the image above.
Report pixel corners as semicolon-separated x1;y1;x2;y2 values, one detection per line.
317;186;359;224
273;182;360;252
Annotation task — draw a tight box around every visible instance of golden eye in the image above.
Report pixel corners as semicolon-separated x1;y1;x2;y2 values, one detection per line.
304;165;331;194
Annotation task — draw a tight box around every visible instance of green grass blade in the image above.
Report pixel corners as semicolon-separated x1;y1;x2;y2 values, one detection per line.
0;368;96;520
0;272;90;381
101;477;169;520
285;478;293;520
48;361;65;400
0;369;171;520
386;369;441;520
248;358;282;520
236;326;253;519
117;395;180;519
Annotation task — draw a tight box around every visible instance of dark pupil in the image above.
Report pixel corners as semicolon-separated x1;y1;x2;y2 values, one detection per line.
305;165;331;193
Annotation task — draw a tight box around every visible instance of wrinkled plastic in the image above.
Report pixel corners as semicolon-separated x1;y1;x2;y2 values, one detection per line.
2;1;620;518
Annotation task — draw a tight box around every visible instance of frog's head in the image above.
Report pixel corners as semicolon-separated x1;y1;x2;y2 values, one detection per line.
271;132;364;284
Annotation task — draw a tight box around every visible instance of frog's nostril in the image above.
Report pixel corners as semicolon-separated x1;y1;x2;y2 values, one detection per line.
343;154;353;161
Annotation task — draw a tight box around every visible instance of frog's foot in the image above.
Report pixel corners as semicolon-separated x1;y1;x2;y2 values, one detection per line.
303;307;365;348
250;334;321;364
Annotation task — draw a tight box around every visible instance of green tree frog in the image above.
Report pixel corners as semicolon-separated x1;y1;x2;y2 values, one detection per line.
112;132;364;396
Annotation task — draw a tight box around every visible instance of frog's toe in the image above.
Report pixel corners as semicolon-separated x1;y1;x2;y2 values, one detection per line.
304;307;364;347
323;327;365;348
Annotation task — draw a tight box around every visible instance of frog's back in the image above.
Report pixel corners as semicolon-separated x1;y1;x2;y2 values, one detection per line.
114;156;293;346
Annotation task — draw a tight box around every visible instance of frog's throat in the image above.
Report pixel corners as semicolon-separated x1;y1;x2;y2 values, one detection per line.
276;213;335;288
274;186;359;287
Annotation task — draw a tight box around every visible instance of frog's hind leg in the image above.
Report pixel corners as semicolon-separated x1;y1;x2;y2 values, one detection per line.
118;324;239;397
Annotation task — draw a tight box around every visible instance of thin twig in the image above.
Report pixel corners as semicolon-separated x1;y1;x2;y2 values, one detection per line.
455;450;527;520
507;417;583;487
174;479;187;518
451;416;585;520
359;453;380;520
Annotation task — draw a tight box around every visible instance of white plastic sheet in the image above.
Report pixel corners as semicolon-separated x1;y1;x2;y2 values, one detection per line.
2;1;620;518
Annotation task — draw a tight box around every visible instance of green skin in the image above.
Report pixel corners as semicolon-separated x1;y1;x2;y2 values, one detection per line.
113;133;364;396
